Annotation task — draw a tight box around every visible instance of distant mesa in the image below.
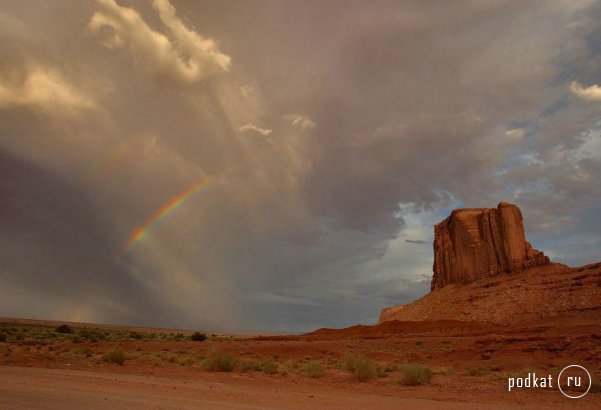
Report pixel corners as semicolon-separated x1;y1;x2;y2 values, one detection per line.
431;202;549;290
379;202;601;324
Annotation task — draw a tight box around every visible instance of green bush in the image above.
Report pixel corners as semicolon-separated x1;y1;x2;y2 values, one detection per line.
203;348;236;372
341;354;380;382
102;349;126;365
304;361;324;378
398;364;433;386
190;332;207;342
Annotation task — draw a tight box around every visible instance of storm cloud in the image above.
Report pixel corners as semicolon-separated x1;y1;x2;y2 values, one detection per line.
0;0;600;332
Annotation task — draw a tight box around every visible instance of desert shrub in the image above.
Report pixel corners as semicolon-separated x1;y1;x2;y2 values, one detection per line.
304;361;324;378
102;349;126;365
261;358;278;375
341;354;380;382
190;332;207;342
203;348;236;372
384;363;399;373
0;333;6;342
78;330;94;339
278;359;298;374
55;324;73;334
240;359;261;372
398;364;433;386
129;331;143;340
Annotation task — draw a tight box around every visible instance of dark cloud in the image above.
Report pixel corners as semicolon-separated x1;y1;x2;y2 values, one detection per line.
0;0;600;332
0;147;178;326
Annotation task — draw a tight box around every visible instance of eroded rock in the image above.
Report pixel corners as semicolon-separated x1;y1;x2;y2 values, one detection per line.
431;202;549;289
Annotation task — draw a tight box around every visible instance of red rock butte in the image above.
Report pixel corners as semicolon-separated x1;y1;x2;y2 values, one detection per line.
379;202;601;324
431;202;549;290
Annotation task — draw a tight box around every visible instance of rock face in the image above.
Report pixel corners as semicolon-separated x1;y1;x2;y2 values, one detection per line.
377;202;601;325
431;202;549;290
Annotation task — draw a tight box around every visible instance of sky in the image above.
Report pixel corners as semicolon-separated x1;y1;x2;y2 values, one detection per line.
0;0;600;333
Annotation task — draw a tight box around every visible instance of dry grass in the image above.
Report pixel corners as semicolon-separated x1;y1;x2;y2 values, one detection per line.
398;364;433;386
261;358;278;375
341;354;381;382
304;361;325;378
202;348;236;372
102;350;125;365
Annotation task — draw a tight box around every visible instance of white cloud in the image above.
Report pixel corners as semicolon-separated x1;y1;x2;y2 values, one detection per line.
0;66;93;115
504;127;525;140
570;81;601;101
283;113;316;131
238;123;272;136
358;204;438;284
574;129;601;161
518;153;543;165
87;0;231;84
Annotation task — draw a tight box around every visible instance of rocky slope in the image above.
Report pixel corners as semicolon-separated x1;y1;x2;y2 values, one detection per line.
380;262;601;323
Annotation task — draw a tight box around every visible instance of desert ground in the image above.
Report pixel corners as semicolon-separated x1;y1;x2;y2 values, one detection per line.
1;316;599;409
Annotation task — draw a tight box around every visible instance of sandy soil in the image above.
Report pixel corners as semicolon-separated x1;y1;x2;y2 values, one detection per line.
0;365;594;410
1;315;599;409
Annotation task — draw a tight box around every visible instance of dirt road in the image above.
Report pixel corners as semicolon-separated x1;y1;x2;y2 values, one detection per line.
0;366;550;410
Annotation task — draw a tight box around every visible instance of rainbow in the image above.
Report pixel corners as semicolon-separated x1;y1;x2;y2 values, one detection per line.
123;176;215;251
123;142;278;252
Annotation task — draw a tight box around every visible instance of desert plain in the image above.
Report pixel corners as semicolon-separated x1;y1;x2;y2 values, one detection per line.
1;303;599;409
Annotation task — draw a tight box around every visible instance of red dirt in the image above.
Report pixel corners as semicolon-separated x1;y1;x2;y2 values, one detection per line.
1;311;600;408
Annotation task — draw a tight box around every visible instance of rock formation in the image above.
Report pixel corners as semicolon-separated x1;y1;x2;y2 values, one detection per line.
431;202;549;290
377;202;601;325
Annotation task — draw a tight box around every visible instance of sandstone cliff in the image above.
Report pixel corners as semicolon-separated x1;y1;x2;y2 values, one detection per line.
431;202;549;289
377;202;601;325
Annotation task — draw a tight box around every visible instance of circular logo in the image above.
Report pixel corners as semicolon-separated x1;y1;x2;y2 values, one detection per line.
557;365;591;399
